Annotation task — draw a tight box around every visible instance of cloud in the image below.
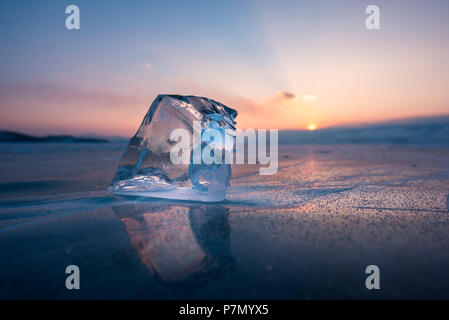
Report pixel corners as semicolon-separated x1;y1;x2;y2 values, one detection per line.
0;82;149;136
222;90;305;129
227;90;298;114
302;94;316;102
0;82;145;109
279;91;296;100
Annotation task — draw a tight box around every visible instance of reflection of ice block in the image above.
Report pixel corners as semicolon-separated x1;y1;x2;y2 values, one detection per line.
109;95;237;202
114;204;233;285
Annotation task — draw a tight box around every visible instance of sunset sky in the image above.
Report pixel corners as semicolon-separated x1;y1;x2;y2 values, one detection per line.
0;0;448;136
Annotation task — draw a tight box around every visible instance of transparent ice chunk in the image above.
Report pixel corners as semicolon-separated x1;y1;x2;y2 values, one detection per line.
109;95;237;202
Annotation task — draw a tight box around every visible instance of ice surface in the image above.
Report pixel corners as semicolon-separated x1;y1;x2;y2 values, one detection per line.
108;95;237;202
2;144;449;298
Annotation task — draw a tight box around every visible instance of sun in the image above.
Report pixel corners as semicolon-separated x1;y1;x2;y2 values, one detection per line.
307;123;317;131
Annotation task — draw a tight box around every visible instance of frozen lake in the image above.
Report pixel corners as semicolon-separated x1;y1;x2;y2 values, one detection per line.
0;142;448;299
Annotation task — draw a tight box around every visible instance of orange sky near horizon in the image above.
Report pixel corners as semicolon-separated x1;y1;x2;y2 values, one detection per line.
1;86;447;137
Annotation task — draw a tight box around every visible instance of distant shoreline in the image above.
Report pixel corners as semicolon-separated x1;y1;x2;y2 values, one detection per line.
0;131;108;143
